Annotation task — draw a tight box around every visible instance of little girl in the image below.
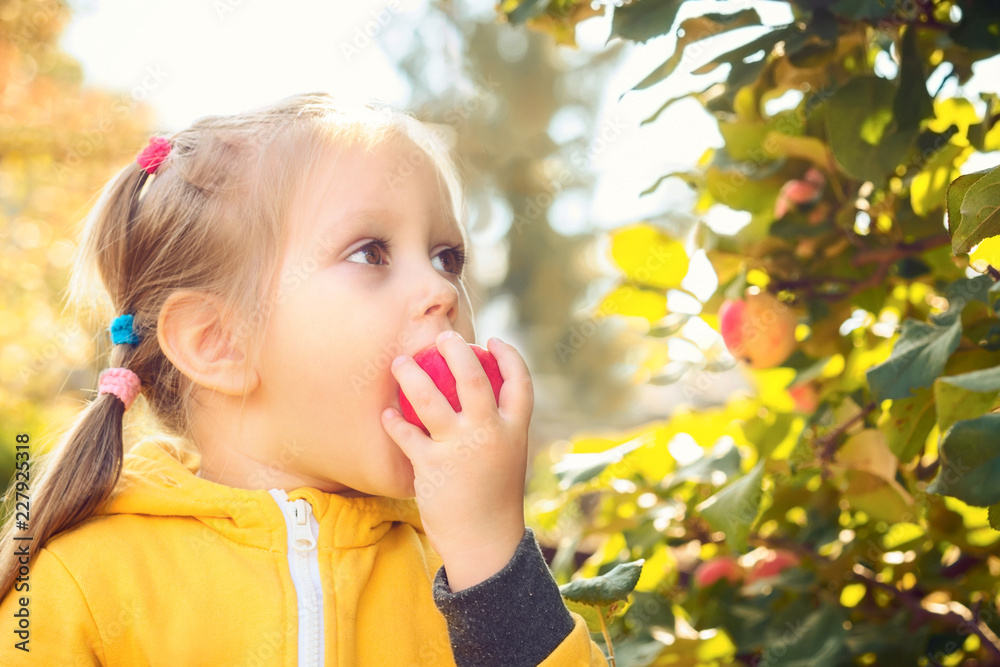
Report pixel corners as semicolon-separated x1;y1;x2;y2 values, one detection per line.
0;93;607;666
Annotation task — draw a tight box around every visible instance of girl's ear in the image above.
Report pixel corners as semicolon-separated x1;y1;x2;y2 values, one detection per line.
157;291;259;396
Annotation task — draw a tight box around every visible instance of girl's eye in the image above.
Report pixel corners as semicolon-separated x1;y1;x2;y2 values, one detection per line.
347;239;466;276
346;240;389;266
434;246;467;275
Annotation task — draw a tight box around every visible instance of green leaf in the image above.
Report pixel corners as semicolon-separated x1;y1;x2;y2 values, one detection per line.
844;470;913;523
947;168;992;253
610;0;684;44
866;317;964;402
926;413;1000;507
950;0;1000;51
954;164;1000;254
826;76;920;183
631;9;762;92
639;82;718;123
705;165;785;213
763;132;832;169
505;0;551;24
561;597;606;633
559;559;645;606
830;0;894;21
785;8;837;68
551;436;648;488
694;27;795;112
989;503;1000;531
878;387;936;463
767;601;851;666
893;26;934;132
692;25;791;76
934;365;1000;437
910;142;967;216
660;439;743;490
931;275;997;327
695;459;765;552
945;275;995;307
640;171;701;197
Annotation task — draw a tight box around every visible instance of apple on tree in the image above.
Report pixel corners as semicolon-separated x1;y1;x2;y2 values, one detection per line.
789;381;820;412
693;555;744;588
398;342;504;436
774;167;826;221
746;549;801;584
718;290;798;369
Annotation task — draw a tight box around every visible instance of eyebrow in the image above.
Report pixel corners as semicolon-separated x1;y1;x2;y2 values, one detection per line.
335;208;463;242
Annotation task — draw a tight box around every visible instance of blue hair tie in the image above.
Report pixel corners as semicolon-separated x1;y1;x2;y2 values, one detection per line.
110;314;141;346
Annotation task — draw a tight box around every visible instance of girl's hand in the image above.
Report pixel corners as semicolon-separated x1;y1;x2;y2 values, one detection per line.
381;331;532;592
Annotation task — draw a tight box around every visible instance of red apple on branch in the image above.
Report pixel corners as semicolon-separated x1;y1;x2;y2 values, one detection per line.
718;291;798;369
746;549;801;584
693;556;744;588
398;343;504;436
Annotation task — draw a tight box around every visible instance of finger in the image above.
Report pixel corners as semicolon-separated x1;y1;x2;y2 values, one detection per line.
391;353;454;436
436;331;497;418
380;406;429;462
486;337;533;426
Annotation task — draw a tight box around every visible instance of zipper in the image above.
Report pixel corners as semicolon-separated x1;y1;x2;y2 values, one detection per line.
268;489;325;667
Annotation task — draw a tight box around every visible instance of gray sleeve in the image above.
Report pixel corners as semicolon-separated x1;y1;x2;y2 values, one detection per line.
432;527;577;667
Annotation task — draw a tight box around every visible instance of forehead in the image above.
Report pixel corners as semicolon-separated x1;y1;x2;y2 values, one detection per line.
286;137;464;248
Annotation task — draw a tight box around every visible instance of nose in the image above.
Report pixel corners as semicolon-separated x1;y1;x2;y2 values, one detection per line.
416;269;460;324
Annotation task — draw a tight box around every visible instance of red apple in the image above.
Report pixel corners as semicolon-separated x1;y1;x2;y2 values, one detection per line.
774;168;826;220
789;382;820;412
746;549;801;583
694;556;744;588
718;291;798;369
399;343;504;436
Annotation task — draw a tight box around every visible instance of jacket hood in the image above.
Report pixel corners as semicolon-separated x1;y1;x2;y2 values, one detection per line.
95;437;427;552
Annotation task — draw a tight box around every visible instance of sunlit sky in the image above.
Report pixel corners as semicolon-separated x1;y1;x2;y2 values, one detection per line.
59;0;800;233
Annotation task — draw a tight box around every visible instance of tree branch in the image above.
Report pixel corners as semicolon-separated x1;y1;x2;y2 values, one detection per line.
852;565;1000;660
851;232;952;267
816;401;878;463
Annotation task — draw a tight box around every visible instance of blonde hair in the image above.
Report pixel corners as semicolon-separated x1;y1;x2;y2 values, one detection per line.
0;92;467;599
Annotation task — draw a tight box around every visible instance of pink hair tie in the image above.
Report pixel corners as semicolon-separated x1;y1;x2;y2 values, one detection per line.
137;136;172;175
98;368;142;410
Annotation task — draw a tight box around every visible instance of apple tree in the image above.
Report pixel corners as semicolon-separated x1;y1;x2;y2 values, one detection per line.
501;0;1000;664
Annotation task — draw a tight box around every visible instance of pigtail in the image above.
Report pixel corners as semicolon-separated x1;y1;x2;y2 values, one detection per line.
0;163;151;600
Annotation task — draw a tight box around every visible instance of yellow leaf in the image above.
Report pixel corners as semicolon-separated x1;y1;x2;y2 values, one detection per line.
749;367;796;412
882;522;924;550
910;143;972;216
608;224;689;290
969;234;1000;271
927;98;980;145
597;284;667;322
704;250;744;287
842;470;914;522
984;122;1000;151
764;131;832;168
697;628;737;661
834;429;898;482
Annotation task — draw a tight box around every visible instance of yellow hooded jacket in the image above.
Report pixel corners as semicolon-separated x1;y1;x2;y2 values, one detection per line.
0;438;608;666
